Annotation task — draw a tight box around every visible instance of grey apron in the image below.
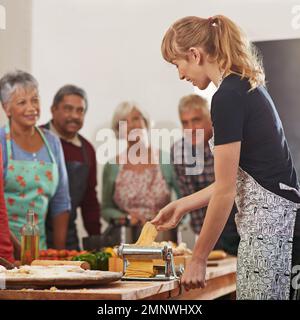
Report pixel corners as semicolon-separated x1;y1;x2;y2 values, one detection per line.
46;136;89;250
209;136;300;299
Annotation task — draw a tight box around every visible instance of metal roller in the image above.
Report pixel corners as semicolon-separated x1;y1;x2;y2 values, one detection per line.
117;244;183;281
118;244;168;260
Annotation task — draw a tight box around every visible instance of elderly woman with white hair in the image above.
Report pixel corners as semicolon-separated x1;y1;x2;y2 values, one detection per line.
102;101;180;243
0;70;71;249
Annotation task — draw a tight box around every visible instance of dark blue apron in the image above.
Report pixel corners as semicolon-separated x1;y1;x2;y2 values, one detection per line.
46;135;89;250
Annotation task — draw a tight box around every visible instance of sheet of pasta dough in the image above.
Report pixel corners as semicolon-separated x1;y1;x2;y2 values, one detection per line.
125;222;158;278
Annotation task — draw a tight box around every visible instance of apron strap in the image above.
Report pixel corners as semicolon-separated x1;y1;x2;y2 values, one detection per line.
78;135;89;165
279;182;300;199
5;124;13;161
5;124;57;165
35;127;57;164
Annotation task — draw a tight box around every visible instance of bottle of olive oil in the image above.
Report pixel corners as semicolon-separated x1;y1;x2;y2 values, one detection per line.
21;209;40;265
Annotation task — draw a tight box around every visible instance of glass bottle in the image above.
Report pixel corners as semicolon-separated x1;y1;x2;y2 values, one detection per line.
21;209;40;265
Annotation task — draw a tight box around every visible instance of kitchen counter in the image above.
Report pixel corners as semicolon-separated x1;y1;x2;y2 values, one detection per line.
0;257;237;300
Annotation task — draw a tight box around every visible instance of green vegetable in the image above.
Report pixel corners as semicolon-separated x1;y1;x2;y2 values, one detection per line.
71;251;112;271
72;253;98;270
95;252;112;271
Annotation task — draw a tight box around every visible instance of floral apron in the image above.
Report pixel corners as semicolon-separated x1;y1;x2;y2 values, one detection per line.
209;136;300;299
4;124;59;249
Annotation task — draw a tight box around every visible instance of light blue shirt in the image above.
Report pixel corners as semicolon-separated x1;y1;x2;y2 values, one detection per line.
0;126;71;216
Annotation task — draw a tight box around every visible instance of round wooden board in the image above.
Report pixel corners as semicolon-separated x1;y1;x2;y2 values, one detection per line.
2;271;123;289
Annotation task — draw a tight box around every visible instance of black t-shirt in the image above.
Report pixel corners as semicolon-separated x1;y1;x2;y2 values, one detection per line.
211;74;300;203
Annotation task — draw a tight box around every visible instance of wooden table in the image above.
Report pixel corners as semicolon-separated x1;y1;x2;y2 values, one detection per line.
0;257;237;300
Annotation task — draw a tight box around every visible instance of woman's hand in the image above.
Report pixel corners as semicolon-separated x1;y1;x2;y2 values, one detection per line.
181;258;207;291
151;200;186;231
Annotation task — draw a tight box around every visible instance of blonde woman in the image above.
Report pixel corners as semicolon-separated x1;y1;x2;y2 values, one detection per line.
102;101;180;243
151;15;300;300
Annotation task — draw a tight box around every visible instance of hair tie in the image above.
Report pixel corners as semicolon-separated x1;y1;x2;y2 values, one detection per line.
208;16;218;27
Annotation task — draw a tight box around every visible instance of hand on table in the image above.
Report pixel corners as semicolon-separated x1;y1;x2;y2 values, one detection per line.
181;258;207;291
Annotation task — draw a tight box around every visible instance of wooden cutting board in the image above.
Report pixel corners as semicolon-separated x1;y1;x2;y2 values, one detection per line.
3;270;123;289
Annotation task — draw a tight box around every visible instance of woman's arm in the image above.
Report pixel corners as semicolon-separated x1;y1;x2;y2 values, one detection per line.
48;134;71;249
181;141;240;290
102;162;126;222
192;142;240;260
151;182;215;231
52;211;69;249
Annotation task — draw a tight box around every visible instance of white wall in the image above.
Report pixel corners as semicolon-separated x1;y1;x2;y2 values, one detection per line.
2;0;299;147
1;0;300;246
31;0;300;139
30;0;300;175
0;0;32;124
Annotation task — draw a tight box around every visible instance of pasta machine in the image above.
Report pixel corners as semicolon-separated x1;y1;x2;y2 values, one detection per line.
117;244;184;281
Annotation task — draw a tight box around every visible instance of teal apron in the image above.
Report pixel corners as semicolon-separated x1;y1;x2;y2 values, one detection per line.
4;124;59;249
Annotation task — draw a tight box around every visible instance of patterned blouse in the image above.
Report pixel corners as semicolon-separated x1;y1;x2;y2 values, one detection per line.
113;164;171;221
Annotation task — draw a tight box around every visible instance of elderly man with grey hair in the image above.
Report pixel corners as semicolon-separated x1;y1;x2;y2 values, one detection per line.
0;70;71;250
43;85;101;250
171;94;239;255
